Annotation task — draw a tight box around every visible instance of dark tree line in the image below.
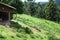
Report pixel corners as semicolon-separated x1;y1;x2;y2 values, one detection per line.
0;0;60;22
44;0;60;22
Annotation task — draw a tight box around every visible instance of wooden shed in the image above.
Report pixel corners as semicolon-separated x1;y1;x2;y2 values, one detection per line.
0;2;16;26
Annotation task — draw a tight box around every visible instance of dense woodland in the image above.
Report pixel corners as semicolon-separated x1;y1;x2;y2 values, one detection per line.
0;0;60;23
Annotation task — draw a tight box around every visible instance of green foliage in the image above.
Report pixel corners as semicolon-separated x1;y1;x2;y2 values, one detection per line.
23;0;39;16
27;0;33;1
25;27;33;34
0;0;60;22
44;0;60;22
0;0;14;5
23;1;43;18
29;2;36;16
23;1;30;15
10;21;21;29
35;2;43;18
0;0;60;40
11;0;23;14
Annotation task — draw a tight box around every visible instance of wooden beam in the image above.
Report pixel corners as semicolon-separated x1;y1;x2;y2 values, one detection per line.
8;12;10;25
9;12;10;21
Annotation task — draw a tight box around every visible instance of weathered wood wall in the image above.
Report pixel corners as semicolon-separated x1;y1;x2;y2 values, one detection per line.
0;4;14;13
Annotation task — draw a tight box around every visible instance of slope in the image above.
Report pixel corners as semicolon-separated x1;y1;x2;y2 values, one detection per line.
13;14;60;39
0;14;60;40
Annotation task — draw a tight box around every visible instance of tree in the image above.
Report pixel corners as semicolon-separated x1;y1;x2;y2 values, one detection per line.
27;0;37;16
11;0;24;14
29;2;37;16
35;2;43;18
27;0;33;1
0;0;14;5
44;0;60;22
23;0;30;15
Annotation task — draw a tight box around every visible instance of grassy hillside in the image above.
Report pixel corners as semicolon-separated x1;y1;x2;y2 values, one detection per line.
0;14;60;40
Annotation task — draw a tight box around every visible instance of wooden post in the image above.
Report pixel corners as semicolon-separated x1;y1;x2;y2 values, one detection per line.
9;12;10;21
8;12;10;25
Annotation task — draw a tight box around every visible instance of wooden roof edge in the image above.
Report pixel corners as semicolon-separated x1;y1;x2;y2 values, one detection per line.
0;2;16;10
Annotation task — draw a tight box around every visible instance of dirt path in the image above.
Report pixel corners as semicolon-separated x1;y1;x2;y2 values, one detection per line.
29;27;41;34
12;20;46;34
12;20;60;39
17;21;46;34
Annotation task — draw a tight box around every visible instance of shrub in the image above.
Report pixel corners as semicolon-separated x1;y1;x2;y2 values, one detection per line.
10;21;21;29
25;27;33;34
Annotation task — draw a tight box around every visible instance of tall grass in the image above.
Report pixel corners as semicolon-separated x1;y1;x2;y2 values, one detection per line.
13;14;60;40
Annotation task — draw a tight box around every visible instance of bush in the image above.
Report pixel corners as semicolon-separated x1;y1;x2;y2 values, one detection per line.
25;27;33;34
0;34;5;39
10;21;21;29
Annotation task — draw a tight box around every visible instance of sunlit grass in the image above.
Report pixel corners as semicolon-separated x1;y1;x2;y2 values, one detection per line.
13;14;60;40
0;14;60;40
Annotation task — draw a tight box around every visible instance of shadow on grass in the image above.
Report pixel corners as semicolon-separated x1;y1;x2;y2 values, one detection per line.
0;34;5;40
10;21;22;29
10;21;33;34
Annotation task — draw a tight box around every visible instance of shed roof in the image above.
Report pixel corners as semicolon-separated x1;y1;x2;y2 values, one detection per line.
0;2;16;10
